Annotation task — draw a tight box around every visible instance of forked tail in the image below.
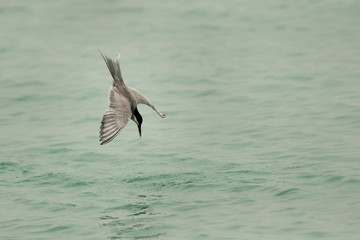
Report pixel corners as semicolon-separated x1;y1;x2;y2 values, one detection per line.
99;50;124;84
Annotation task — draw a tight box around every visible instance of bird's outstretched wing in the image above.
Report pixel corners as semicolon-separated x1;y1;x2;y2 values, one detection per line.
99;86;132;145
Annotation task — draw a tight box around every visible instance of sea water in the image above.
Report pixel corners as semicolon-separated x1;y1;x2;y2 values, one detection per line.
1;1;360;239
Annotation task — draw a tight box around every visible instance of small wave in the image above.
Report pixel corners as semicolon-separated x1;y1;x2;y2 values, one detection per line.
344;177;360;184
322;174;360;185
17;171;94;188
274;188;300;197
100;215;119;220
231;185;261;192
47;147;73;154
101;202;164;240
0;161;18;171
325;175;345;183
124;174;172;184
12;94;37;102
106;203;150;213
43;225;71;233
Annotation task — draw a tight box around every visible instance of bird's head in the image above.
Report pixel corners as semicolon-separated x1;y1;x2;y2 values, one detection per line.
133;108;143;137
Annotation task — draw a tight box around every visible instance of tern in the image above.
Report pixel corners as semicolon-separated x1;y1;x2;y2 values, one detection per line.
99;51;166;145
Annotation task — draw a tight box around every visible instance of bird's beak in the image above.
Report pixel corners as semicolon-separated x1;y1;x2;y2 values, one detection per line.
137;124;142;137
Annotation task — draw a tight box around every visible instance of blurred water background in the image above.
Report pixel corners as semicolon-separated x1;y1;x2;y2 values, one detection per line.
1;0;360;239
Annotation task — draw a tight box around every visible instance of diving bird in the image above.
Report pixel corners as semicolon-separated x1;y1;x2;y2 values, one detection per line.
99;51;166;145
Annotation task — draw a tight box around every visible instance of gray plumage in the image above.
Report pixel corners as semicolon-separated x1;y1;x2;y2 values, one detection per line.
99;51;166;145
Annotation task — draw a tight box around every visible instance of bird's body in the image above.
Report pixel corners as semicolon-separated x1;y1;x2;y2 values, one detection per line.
99;51;166;145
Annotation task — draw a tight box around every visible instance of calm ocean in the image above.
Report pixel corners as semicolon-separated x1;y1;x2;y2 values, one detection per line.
1;0;360;239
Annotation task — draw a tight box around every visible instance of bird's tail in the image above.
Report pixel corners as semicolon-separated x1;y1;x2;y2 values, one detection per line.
99;50;124;83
